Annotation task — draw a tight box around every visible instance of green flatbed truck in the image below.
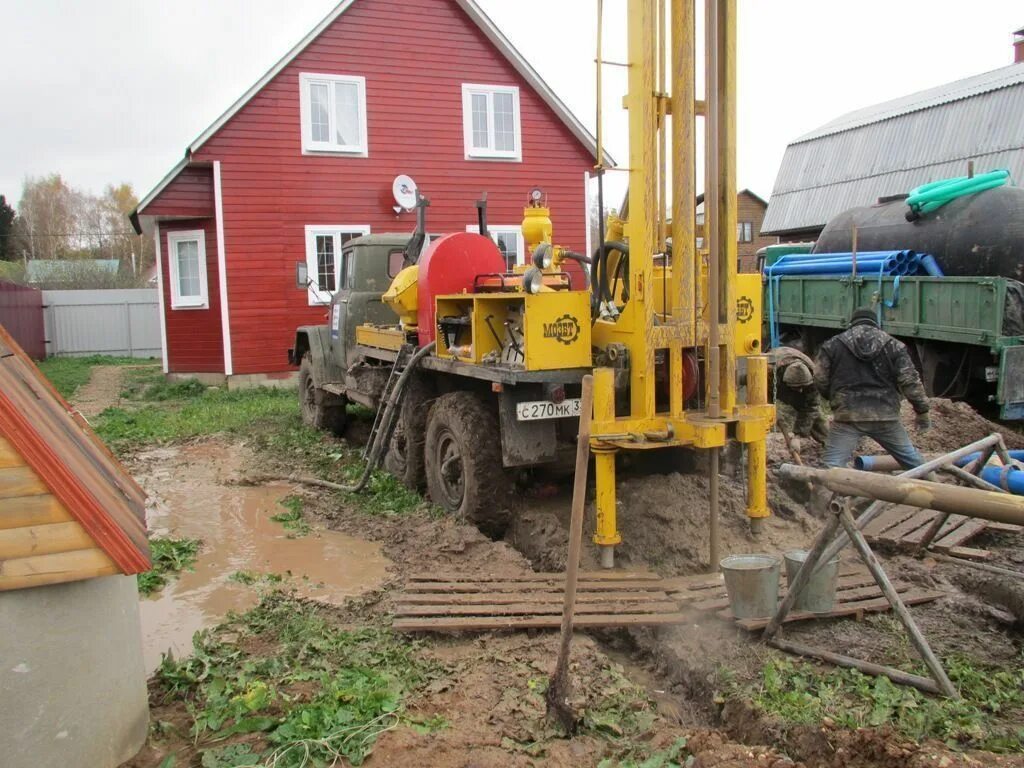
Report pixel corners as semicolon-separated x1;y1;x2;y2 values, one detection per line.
764;272;1024;419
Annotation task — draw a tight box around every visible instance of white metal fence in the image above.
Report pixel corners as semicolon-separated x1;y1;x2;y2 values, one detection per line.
43;289;161;358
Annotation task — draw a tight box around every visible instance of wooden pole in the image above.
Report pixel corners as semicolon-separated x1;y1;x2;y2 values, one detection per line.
546;375;595;733
837;506;957;698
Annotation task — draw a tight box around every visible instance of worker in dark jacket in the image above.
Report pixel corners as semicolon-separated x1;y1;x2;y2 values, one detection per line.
768;346;829;444
814;308;931;469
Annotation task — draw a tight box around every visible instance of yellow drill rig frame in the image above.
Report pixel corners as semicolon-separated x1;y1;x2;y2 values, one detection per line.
588;0;774;568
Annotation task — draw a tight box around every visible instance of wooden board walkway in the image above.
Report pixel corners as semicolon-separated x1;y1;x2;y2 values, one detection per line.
863;504;1022;560
665;564;946;632
393;570;687;632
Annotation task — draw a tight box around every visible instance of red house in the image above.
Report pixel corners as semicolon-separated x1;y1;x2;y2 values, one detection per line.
131;0;605;385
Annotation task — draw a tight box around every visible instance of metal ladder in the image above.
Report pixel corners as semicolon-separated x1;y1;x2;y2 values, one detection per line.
362;343;415;460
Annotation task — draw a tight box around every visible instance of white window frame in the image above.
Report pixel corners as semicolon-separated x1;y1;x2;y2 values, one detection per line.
166;229;209;310
303;225;371;305
461;84;522;161
299;72;368;156
467;225;525;268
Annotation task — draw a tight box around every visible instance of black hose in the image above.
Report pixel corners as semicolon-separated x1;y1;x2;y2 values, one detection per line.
340;341;436;493
591;241;630;315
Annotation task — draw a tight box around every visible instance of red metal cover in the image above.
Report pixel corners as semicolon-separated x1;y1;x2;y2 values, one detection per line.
416;233;506;347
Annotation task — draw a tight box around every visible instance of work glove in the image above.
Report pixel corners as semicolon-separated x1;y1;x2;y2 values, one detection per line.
914;411;932;434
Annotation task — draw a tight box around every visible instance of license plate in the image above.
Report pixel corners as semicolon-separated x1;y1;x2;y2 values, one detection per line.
516;398;582;421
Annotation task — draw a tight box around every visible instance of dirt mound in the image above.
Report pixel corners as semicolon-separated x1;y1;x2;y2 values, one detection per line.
613;471;817;575
907;398;1024;454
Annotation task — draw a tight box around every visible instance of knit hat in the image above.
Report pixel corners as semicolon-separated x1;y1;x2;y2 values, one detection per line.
782;361;813;388
850;308;879;328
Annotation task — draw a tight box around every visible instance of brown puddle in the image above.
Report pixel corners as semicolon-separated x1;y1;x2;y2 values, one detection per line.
133;442;391;671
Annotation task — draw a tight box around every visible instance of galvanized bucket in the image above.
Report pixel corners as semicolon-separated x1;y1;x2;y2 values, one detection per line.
720;554;781;619
784;549;839;613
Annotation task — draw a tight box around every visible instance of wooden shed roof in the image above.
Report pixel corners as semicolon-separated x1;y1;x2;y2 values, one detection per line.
0;326;149;579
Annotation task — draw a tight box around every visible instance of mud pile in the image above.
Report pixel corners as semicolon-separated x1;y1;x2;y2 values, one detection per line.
613;471;816;575
906;398;1024;453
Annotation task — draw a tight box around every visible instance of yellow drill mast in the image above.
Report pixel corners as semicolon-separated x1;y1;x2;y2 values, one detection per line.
589;0;774;568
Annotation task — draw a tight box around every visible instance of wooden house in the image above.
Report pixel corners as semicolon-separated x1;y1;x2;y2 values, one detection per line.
130;0;607;386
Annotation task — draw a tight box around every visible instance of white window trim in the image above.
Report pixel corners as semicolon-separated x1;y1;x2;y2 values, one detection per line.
461;83;522;161
303;225;371;306
299;72;368;156
467;224;526;267
167;229;209;310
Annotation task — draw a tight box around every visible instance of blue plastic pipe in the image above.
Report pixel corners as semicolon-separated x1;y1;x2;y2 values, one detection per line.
918;254;944;276
766;258;899;276
953;449;1024;468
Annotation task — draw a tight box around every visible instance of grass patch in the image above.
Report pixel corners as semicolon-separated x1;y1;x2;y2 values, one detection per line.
138;537;201;596
36;354;142;399
95;387;297;450
598;737;691;768
154;592;436;767
750;655;1024;752
271;496;312;538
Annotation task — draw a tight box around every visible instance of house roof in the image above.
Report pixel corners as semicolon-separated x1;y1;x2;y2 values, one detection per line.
0;326;149;578
135;0;612;219
763;62;1024;235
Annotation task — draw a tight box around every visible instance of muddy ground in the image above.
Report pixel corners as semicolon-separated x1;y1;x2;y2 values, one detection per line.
111;371;1024;767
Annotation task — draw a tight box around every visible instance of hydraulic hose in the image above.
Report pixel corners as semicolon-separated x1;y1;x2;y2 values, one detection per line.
591;241;630;315
339;341;436;493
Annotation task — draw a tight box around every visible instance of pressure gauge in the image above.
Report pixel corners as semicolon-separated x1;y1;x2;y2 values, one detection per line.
530;187;544;204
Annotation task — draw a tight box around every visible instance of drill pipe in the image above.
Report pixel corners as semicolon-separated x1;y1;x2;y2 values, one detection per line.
779;464;1024;527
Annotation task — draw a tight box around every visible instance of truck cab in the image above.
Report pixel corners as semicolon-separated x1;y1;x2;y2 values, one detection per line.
289;235;410;429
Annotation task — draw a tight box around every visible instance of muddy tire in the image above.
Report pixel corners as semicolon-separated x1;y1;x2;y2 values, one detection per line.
384;375;430;491
299;353;347;436
424;391;510;535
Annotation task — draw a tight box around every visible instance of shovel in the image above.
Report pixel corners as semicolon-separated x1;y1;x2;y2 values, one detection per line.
545;374;594;734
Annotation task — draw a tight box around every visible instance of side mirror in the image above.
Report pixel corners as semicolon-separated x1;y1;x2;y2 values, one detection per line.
296;261;308;288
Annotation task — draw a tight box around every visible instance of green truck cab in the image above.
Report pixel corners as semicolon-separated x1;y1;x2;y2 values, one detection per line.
289;235;409;431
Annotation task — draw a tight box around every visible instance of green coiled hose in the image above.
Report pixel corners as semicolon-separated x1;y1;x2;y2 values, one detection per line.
906;169;1011;219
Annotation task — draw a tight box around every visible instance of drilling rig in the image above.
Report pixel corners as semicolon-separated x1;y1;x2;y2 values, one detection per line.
292;0;773;569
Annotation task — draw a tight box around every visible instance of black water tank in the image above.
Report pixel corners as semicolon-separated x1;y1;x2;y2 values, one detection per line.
813;186;1024;281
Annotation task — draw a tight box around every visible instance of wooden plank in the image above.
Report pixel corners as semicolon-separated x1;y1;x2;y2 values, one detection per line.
863;505;917;537
985;522;1022;533
729;590;946;631
407;570;661;583
0;495;72;529
407;579;670;593
938;545;992;561
394;600;683;617
933;519;989;549
396;589;672;605
0;547;118;591
875;508;938;543
0;466;50;499
0;520;94;559
393;612;688;632
0;436;25;468
902;514;966;546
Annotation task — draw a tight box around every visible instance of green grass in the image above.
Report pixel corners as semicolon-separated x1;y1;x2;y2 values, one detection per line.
749;655;1024;752
95;387;298;449
597;738;691;768
154;592;437;767
138;537;202;596
271;496;312;537
36;354;142;399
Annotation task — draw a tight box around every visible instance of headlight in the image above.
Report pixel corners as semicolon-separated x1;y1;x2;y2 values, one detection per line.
532;243;553;270
523;267;545;295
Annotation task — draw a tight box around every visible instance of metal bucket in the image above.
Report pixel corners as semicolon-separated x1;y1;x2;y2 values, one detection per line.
784;549;839;613
720;554;781;619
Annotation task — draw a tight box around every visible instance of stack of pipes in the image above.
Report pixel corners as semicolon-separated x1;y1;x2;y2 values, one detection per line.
763;250;944;278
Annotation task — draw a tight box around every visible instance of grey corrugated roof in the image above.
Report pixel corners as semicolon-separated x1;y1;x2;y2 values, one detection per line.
763;62;1024;235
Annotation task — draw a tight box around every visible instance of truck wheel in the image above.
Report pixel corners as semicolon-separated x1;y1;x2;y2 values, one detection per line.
424;392;510;535
384;375;430;491
299;353;347;436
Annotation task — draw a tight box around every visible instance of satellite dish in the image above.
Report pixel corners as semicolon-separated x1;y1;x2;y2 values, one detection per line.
392;175;418;211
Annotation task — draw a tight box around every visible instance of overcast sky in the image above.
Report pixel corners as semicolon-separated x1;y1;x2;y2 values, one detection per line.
1;0;1021;210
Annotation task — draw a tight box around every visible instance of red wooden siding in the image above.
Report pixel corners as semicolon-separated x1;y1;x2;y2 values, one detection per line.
145;165;215;218
189;0;595;375
0;282;45;360
160;220;225;372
